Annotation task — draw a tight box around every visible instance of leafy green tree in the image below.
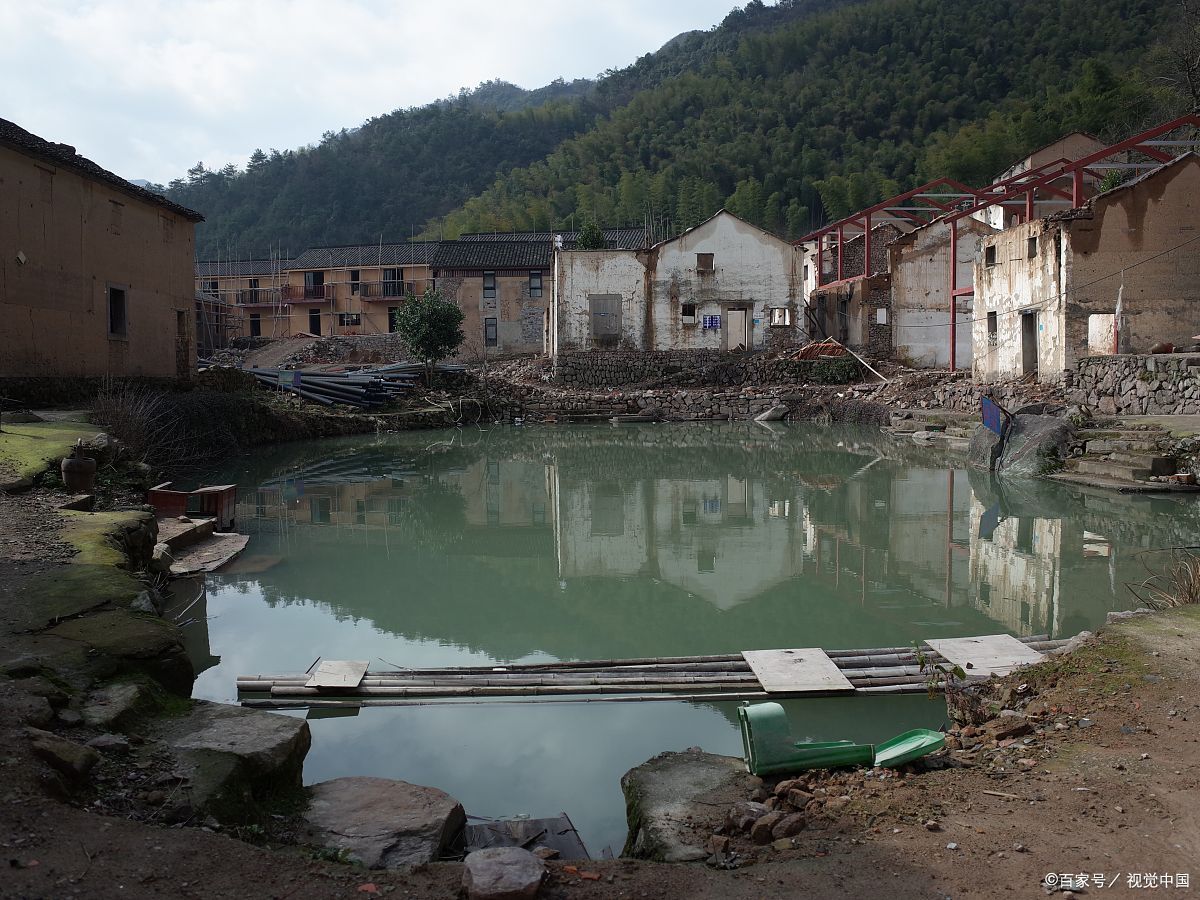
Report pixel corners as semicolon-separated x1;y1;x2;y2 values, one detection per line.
576;219;606;249
391;288;464;383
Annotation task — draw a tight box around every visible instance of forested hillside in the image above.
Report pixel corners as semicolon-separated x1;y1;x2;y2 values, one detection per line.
168;0;1190;257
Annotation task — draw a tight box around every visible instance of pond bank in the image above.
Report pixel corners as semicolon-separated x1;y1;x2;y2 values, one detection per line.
3;404;1197;897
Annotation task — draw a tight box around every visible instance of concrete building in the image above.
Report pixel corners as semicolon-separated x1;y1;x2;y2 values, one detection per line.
550;210;802;355
195;257;290;339
0;117;203;378
284;244;435;338
972;153;1200;382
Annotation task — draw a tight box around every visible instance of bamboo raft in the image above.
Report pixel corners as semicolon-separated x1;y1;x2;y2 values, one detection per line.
237;635;1067;710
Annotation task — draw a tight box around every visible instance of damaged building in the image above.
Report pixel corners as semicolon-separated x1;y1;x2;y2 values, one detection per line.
972;153;1200;382
550;210;802;355
804;223;902;356
436;228;645;357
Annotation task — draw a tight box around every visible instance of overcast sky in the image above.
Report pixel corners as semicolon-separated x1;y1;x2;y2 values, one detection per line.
1;0;743;185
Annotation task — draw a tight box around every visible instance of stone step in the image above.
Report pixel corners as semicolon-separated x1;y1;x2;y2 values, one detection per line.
156;517;216;553
1084;438;1162;454
1107;452;1176;475
1071;458;1152;482
1077;428;1168;440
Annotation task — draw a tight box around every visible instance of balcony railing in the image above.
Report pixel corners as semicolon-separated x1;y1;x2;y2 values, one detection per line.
358;280;429;299
282;284;335;302
235;288;281;305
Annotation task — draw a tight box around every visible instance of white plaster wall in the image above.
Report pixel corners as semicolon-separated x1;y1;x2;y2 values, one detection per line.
972;222;1067;382
647;212;801;351
650;478;804;610
890;222;985;368
551;249;646;355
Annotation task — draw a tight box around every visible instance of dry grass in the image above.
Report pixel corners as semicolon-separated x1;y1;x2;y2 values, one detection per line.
1127;548;1200;609
90;380;240;477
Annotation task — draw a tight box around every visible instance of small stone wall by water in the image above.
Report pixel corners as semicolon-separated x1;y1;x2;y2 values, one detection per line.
552;350;723;387
551;350;859;389
480;374;888;425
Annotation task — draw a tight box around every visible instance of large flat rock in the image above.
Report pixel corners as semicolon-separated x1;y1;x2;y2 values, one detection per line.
304;776;466;869
162;700;311;821
621;749;759;862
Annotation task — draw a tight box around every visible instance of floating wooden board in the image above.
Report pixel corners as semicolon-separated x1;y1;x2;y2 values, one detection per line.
306;660;369;689
925;634;1044;677
742;648;854;694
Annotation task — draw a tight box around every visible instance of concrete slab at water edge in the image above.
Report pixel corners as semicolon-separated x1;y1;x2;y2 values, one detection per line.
621;749;760;862
303;776;466;868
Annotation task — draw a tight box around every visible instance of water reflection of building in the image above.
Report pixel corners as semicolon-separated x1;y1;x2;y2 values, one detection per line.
968;496;1063;636
230;430;1195;645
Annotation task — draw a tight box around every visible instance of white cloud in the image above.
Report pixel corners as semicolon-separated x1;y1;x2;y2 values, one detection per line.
2;0;742;183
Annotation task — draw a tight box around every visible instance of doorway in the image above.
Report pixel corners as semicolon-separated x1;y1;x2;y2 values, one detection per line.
309;308;322;335
726;308;749;351
175;309;190;378
1021;310;1038;376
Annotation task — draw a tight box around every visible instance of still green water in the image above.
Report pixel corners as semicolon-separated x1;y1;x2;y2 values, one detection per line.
190;423;1197;855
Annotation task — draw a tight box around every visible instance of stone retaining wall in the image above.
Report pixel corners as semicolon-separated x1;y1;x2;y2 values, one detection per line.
1066;354;1200;415
479;375;889;425
551;350;859;389
552;350;724;387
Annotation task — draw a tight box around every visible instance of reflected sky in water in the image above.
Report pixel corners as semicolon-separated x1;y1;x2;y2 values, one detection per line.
189;424;1199;855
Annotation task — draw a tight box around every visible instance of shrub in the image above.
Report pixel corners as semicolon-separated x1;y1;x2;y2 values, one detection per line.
91;380;241;477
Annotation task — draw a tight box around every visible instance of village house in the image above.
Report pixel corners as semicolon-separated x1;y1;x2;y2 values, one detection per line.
195;257;290;340
282;243;436;337
549;210;802;356
0;117;203;379
438;228;645;357
972;153;1200;382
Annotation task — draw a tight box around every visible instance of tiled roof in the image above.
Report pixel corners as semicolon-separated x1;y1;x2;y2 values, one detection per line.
195;258;291;278
0;117;203;222
289;242;438;270
458;227;647;250
433;240;556;270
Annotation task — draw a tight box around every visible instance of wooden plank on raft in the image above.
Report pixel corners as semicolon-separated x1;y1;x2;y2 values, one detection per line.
306;660;369;689
924;634;1044;677
741;648;854;693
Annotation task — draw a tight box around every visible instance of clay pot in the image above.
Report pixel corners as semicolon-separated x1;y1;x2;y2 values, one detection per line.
61;454;97;492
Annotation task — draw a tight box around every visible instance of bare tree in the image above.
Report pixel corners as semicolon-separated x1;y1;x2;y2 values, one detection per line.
1156;0;1200;111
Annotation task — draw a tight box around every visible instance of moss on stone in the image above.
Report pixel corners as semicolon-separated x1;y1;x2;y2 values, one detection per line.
59;509;153;568
0;421;98;489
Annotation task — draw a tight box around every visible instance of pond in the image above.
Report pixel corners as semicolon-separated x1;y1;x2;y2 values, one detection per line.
188;423;1197;856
